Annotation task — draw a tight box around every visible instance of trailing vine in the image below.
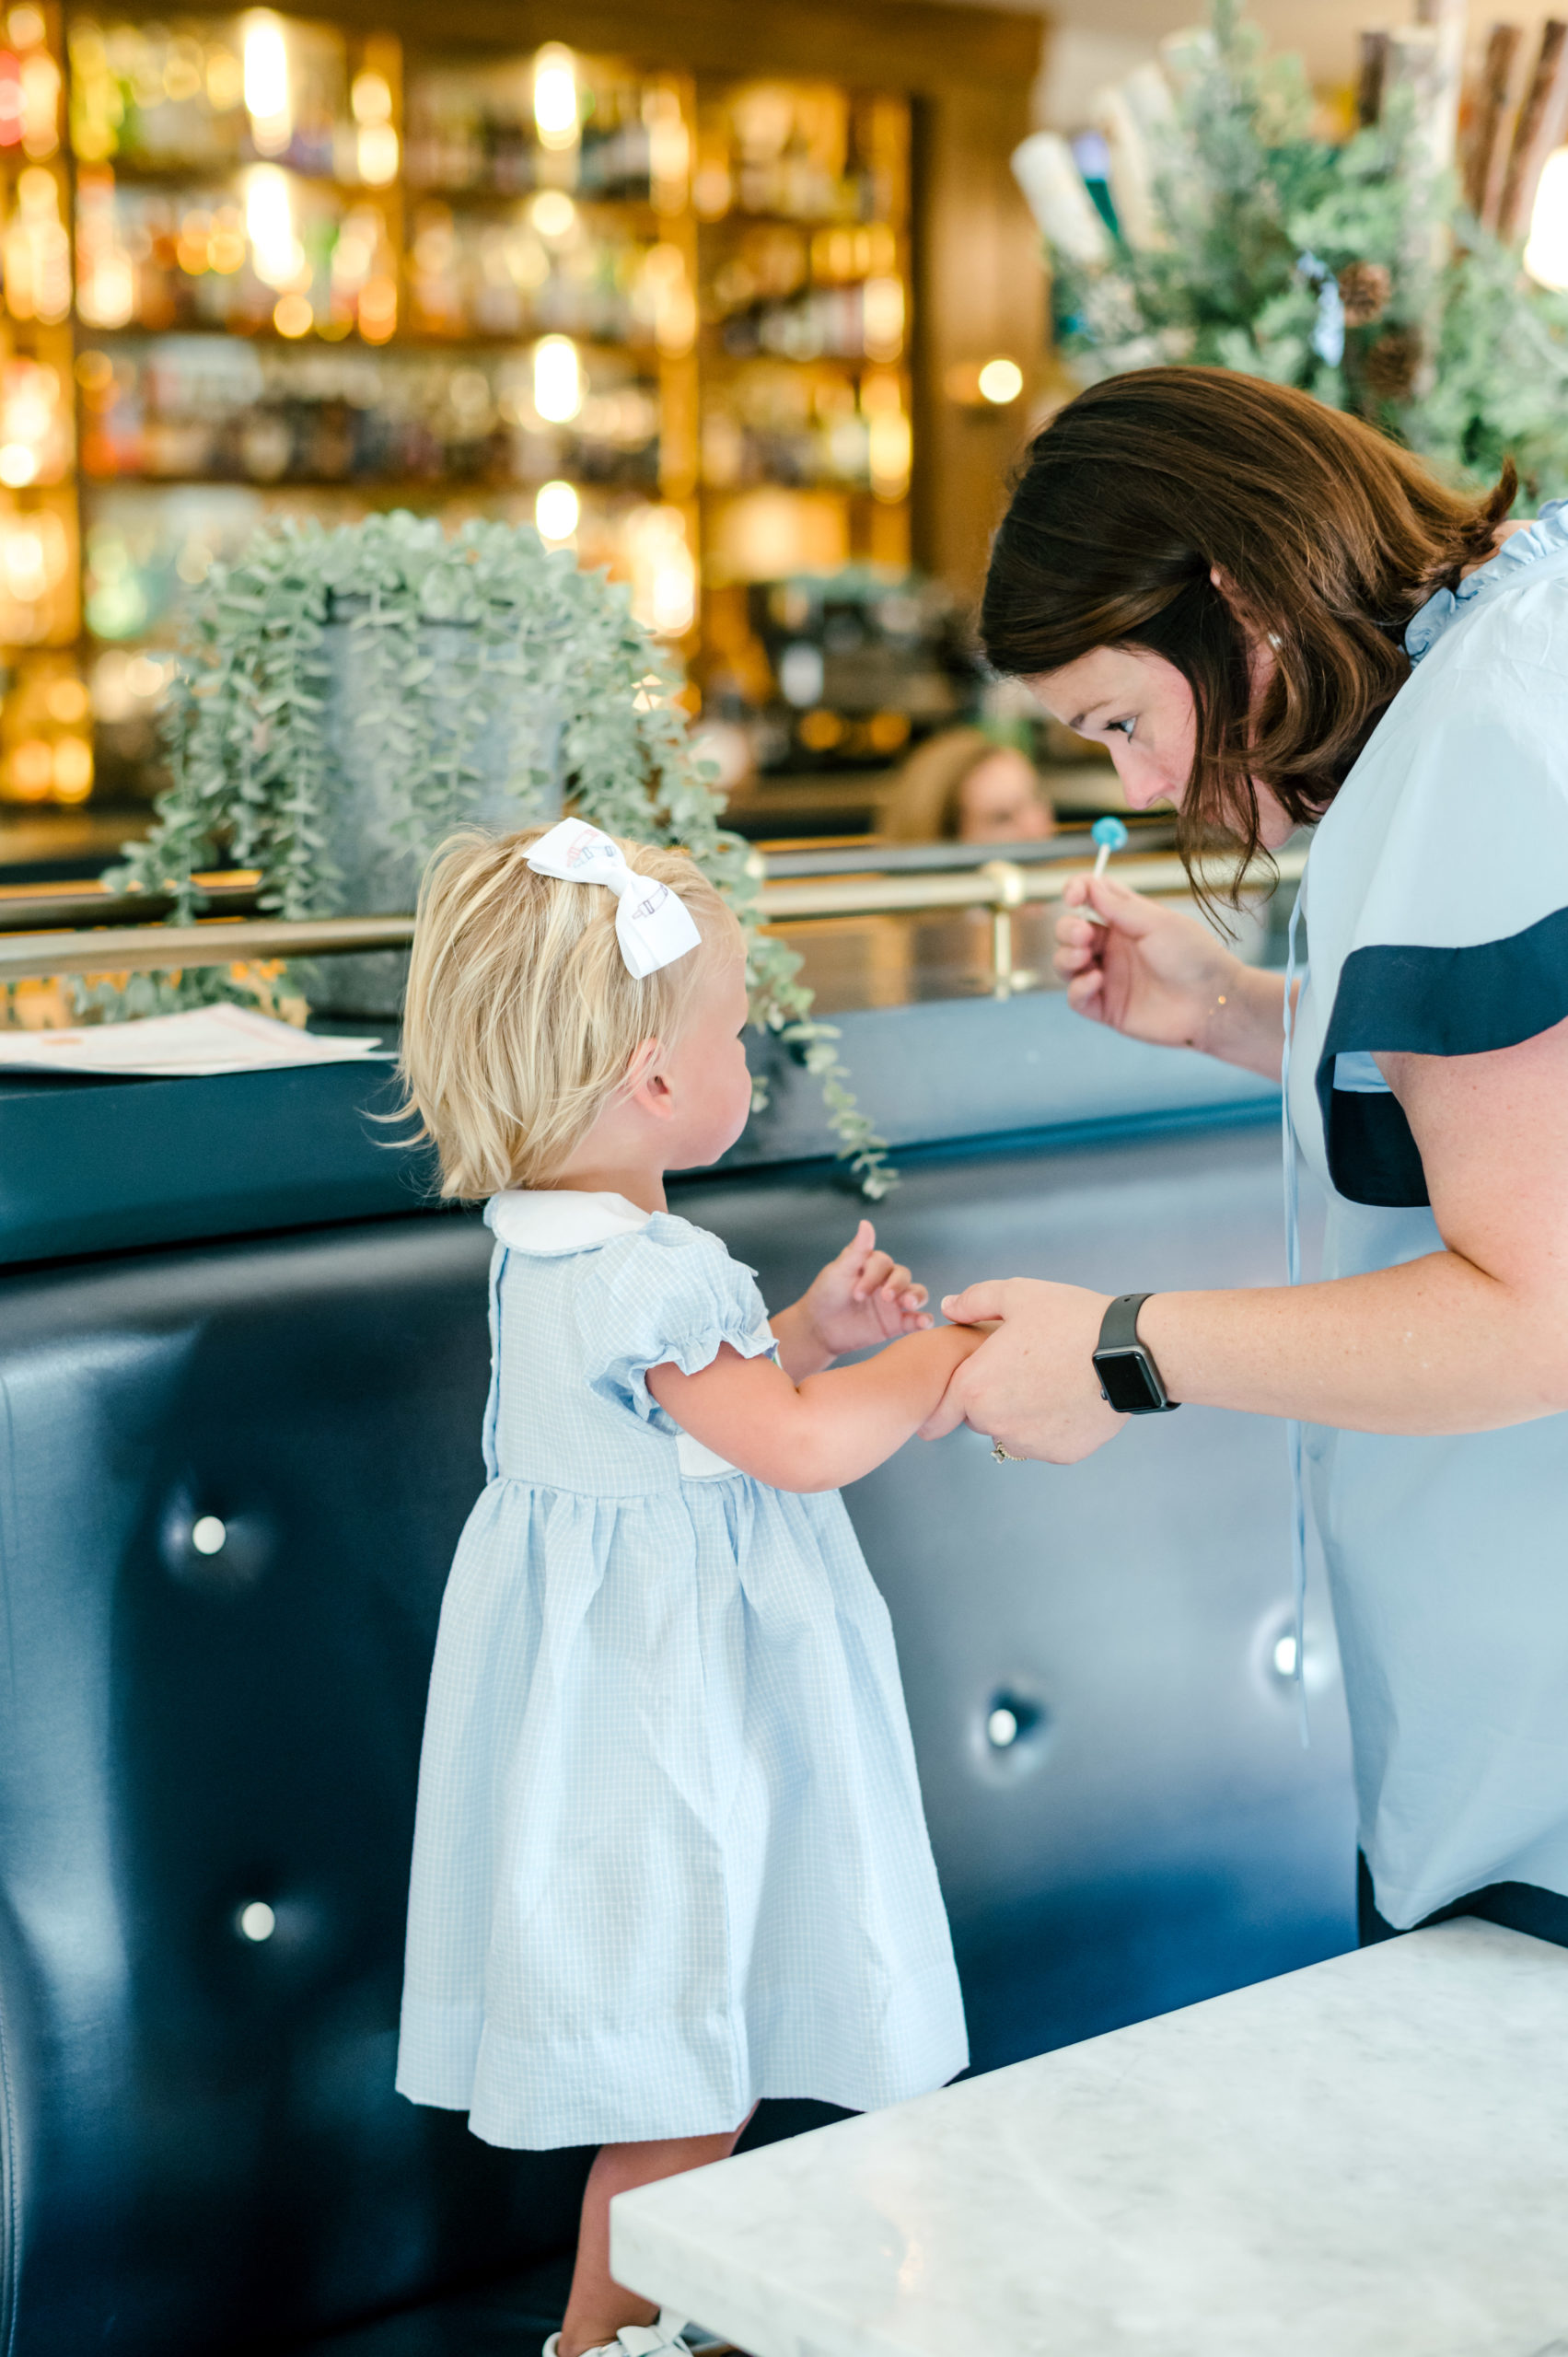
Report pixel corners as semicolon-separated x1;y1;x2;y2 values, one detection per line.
99;509;894;1197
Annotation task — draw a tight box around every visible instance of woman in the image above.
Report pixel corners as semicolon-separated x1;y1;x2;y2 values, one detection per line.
933;368;1568;1950
883;725;1056;843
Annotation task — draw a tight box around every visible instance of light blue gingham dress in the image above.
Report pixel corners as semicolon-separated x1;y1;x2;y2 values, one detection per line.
395;1188;967;2151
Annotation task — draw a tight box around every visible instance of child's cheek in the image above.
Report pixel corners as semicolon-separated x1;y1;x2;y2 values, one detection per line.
726;1051;753;1138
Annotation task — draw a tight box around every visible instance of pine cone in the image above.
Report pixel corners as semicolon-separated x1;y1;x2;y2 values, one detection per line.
1364;325;1422;401
1338;261;1392;327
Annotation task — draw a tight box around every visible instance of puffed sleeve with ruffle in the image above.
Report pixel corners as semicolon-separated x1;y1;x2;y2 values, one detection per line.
578;1213;779;1434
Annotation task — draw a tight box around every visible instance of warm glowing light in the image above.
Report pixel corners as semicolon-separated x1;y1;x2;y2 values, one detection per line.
1525;147;1568;293
273;290;312;336
242;14;291;156
244;164;302;288
534;479;579;541
4;167;69;324
862;274;905;362
645;87;689;211
977;356;1024;404
626;505;697;638
0;505;64;599
350;69;391;124
867;409;912;500
349;65;396;186
79;250;133;327
645;243;695;355
532;44;578;150
18;46;56;157
52;736;92;800
532;332;582;424
356;122;398;182
529;189;575;238
357;273;397;340
44;674;87;723
9;736;52;797
206;47;243;110
0;440;36;484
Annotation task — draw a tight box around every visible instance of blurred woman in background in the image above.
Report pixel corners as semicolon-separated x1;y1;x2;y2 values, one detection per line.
883;725;1056;844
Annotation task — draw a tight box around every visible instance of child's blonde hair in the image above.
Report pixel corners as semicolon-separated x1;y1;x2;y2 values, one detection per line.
400;824;744;1198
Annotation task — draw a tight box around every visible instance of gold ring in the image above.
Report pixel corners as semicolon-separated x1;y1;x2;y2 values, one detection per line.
992;1441;1016;1462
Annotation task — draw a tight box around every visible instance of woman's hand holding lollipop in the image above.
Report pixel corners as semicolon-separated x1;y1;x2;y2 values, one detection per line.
1055;864;1284;1080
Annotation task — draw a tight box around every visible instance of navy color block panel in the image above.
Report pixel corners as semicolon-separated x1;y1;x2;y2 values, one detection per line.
1315;908;1568;1205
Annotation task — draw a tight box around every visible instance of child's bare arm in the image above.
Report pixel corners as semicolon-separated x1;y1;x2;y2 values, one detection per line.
646;1324;985;1492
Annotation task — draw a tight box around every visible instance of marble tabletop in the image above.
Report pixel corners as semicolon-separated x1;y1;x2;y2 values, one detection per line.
610;1920;1568;2357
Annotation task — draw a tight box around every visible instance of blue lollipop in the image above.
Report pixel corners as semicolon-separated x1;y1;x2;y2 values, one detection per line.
1090;814;1129;874
1082;815;1129;926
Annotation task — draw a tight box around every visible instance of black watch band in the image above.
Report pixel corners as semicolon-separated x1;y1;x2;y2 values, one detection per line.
1092;1293;1179;1415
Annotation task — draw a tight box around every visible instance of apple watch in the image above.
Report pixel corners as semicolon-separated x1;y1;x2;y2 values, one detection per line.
1093;1293;1179;1414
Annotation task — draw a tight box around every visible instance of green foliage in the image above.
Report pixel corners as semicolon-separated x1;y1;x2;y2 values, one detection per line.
1054;0;1568;501
99;508;893;1195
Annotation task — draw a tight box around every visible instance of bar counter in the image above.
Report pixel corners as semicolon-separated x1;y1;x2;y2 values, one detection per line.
0;989;1278;1269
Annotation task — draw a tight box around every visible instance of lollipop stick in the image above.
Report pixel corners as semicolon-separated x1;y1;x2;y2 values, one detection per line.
1082;822;1125;927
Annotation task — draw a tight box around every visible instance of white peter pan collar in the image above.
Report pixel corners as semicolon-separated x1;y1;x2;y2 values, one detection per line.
486;1189;654;1255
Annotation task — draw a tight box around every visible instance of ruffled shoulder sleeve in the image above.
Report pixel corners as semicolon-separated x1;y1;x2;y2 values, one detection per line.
576;1214;778;1432
1306;548;1568;1205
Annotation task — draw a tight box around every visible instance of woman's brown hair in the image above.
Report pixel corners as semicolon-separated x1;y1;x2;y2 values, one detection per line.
981;367;1516;889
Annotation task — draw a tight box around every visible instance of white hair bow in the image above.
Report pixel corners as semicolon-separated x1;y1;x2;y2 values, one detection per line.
526;819;703;981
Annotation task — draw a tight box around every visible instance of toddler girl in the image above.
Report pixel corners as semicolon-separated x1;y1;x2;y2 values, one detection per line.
394;819;980;2357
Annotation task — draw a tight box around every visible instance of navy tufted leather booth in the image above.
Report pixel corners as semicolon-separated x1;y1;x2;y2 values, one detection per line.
0;1108;1354;2354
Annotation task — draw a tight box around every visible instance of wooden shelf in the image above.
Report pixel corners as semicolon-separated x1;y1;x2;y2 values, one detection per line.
81;320;666;361
404;180;660;212
87;157;377;198
81;471;657;494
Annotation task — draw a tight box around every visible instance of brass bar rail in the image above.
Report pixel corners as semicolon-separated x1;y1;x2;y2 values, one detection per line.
0;913;418;980
756;847;1306;919
0;845;1307;995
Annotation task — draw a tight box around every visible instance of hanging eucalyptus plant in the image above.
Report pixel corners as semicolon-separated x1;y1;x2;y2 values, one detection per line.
101;509;894;1196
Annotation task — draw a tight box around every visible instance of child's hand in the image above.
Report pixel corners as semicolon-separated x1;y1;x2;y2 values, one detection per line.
799;1220;933;1358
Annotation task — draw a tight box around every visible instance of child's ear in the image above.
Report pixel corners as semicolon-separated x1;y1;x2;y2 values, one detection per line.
623;1038;675;1121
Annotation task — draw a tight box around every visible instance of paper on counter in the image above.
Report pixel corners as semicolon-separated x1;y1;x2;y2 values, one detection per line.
0;1003;389;1078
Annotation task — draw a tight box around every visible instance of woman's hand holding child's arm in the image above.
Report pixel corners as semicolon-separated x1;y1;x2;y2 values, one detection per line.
769;1218;933;1379
647;1318;984;1492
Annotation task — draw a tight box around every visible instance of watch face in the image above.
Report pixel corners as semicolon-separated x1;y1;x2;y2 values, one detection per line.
1094;1345;1166;1414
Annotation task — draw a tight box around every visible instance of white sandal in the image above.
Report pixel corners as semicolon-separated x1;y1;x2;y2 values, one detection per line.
544;2312;695;2357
